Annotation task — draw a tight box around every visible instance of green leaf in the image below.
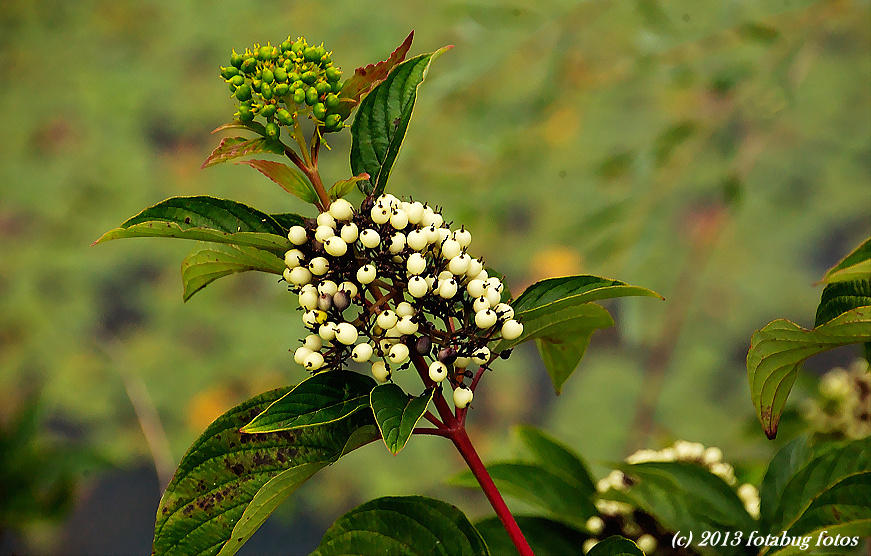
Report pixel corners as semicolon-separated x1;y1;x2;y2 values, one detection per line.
474;516;587;556
94;196;292;253
269;212;307;230
759;436;814;527
153;387;379;556
448;462;597;528
180;244;285;302
211;120;267;136
312;495;489;556
235;159;319;205
747;306;871;439
339;31;414;107
513;425;595;493
509;275;663;314
766;520;871;555
350;47;451;196
613;461;756;536
241;371;376;434
768;437;871;533
820;237;871;285
815;280;871;326
370;384;433;454
328;173;369;200
201;136;283;168
585;536;645;556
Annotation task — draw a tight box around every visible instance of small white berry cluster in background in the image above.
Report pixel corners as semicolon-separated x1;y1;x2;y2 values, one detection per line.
281;194;524;408
802;359;870;439
583;440;762;554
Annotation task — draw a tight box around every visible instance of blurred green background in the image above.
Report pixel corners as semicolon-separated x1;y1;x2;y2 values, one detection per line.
1;0;869;553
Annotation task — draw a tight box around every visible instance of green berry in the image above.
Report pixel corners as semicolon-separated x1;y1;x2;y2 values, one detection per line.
235;84;252;101
330;80;343;93
266;122;279;139
230;74;244;87
220;66;239;79
230;51;244;68
315;81;331;95
303;46;319;62
288;72;300;83
274;83;289;96
324;114;342;130
276;108;291;124
313;103;327;120
261;83;273;100
305;87;319;106
280;39;293;52
291;39;305;54
325;93;339;110
251;79;261;93
301;71;317;85
241;57;257;74
274;67;287;83
325;66;342;82
261;68;274;83
261;104;276;119
238;104;254;122
293;88;306;104
259;45;273;60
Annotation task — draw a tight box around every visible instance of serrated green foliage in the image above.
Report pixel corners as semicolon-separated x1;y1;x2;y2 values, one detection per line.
153;387;378;556
448;462;596;527
350;48;450;196
328;173;369;200
759;436;814;527
747;307;871;438
339;31;414;107
821;237;871;285
585;536;644;556
474;516;587;556
768;437;871;533
613;461;755;548
514;425;595;493
235;159;319;205
815;280;871;327
241;371;376;434
201;136;283;168
94;196;292;253
311;495;489;556
370;384;432;454
180;244;285;302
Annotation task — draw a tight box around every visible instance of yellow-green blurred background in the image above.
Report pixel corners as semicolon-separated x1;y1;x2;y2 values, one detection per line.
1;0;869;553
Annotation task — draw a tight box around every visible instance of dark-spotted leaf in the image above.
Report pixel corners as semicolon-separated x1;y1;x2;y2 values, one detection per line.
370;384;432;454
153;387;379;556
312;495;489;556
350;47;451;196
202;136;282;168
181;244;285;302
339;31;414;108
235;159;319;205
820;237;871;285
747;307;871;439
328;173;369;200
94;196;292;253
241;371;376;434
586;536;644;556
448;462;596;528
474;516;587;556
514;425;595;493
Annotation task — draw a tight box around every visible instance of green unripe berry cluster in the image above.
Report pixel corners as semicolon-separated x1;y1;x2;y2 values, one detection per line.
220;36;347;135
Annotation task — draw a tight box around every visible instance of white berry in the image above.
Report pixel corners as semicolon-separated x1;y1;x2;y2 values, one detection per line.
335;322;358;345
448;254;470;275
287;225;307;245
304;334;323;351
376;310;398;330
439;278;458;299
360;229;380;248
475;309;497;329
390;208;409;229
396;316;419;335
298;287;318;310
429;361;448;382
288;266;313;285
304;351;325;370
328;198;354;221
357;264;377;284
388;233;406;254
501;319;523;340
352;343;374;362
284;249;305;268
472;346;490;365
407;253;427;275
485;286;502;307
453;386;473;408
388;343;410;364
318;280;338;296
340;223;359;243
314;225;335;243
453;228;471;248
316;212;336;228
318;322;336;341
494;303;514;319
472;296;491;312
324;236;348;257
441;238;461;259
408;276;428;298
371;361;390;383
370;205;390;224
467;279;486;298
407;230;428;251
406;202;425;224
293;346;312;365
308;257;329;276
338;281;358;298
395;302;415;317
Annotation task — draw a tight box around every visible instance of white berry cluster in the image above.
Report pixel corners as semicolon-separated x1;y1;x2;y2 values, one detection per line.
802;359;870;439
281;194;524;407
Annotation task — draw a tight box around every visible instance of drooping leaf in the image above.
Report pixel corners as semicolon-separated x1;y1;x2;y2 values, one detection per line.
202;136;283;168
747;307;871;439
180;244;285;302
758;436;815;527
94;196;293;253
448;462;597;528
510;275;663;314
585;536;645;556
350;47;451;196
370;384;433;454
312;495;489;556
474;516;587;556
339;31;414;107
153;387;379;556
820;237;871;285
814;280;871;326
613;461;756;545
235;159;319;205
514;425;595;493
768;437;871;533
328;173;369;200
241;371;376;434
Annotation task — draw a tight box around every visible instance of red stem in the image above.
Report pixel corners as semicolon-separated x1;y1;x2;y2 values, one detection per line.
449;427;533;556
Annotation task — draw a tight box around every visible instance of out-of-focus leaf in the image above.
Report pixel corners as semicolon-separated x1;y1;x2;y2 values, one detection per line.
758;436;814;527
370;384;432;454
474;516;587;556
94;196;292;253
202;136;283;168
820;237;871;285
312;495;489;556
585;536;644;556
514;425;595;493
235;159;319;204
153;387;379;556
747;307;871;438
241;371;376;434
180;244;285;302
653;121;697;167
328;173;369;200
448;461;597;527
339;31;415;106
350;47;451;196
